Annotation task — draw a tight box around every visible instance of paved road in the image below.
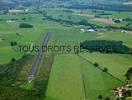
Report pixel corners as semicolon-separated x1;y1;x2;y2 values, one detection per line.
28;32;52;82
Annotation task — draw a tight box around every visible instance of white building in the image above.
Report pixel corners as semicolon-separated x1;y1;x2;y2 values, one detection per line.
6;20;16;23
80;28;95;33
8;9;29;13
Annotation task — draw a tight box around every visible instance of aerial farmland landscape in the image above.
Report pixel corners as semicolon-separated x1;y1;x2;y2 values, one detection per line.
0;0;132;100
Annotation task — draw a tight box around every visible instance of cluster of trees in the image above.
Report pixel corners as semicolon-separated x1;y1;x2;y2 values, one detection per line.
120;26;132;31
94;62;108;72
21;17;32;21
78;19;96;28
0;55;47;100
43;14;77;25
125;67;132;81
0;55;29;80
123;18;132;22
98;95;110;100
19;23;33;28
105;24;132;31
10;41;17;47
0;53;54;100
120;22;132;31
94;62;108;73
80;40;132;54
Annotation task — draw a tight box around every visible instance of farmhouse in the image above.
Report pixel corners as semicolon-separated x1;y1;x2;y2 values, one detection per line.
113;84;132;99
8;9;29;13
80;29;85;33
88;29;95;32
80;28;95;33
112;18;123;23
6;20;16;23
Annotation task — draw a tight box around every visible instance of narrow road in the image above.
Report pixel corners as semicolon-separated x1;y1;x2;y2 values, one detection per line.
28;32;52;82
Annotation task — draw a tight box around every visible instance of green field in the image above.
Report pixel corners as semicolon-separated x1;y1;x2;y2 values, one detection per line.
45;52;132;99
0;3;132;100
80;53;122;100
44;8;132;100
46;54;84;100
80;53;132;81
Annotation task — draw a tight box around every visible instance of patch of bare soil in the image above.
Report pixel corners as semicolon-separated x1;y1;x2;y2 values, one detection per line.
94;18;114;25
73;13;94;18
96;33;105;38
127;31;132;35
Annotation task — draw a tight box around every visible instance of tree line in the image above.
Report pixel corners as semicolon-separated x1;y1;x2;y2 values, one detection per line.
0;54;29;80
43;14;102;29
19;23;33;28
67;3;132;12
125;67;132;81
43;14;132;31
80;40;132;54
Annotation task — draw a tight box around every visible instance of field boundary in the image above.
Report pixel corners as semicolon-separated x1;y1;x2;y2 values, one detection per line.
77;54;125;84
79;60;88;100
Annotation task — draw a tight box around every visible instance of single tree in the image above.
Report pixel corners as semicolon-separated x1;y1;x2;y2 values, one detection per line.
94;62;99;67
98;95;103;100
103;67;108;72
11;58;16;62
105;97;110;100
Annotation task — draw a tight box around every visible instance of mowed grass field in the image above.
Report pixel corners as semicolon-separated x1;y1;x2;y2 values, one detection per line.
0;13;64;64
45;53;132;100
45;54;84;100
80;54;123;100
80;52;132;81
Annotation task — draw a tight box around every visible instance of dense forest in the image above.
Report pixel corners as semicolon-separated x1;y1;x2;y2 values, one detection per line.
80;40;132;54
19;23;33;28
0;2;15;10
